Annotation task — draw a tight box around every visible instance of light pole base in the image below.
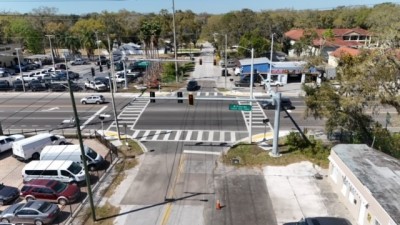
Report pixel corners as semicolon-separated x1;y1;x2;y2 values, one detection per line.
269;152;282;158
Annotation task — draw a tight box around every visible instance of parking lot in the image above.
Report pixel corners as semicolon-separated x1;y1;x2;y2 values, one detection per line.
0;60;141;93
0;137;111;224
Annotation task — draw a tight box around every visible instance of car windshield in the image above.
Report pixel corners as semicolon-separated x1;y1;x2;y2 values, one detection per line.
67;162;82;175
0;183;4;190
51;181;67;193
86;148;98;160
95;81;103;85
37;201;52;213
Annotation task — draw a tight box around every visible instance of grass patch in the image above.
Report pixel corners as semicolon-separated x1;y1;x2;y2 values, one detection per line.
223;142;330;168
83;201;120;225
119;139;143;158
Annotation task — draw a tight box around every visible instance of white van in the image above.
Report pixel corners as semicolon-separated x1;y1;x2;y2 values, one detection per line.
22;160;86;184
12;133;66;161
40;145;104;171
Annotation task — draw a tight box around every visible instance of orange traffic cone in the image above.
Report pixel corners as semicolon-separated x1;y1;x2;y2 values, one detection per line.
216;200;221;210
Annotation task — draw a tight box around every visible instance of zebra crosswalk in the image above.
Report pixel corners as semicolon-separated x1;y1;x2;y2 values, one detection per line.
129;130;248;143
109;97;149;130
236;97;273;130
167;91;224;97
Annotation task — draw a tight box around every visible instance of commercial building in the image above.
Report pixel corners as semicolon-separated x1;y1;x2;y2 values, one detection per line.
329;144;399;225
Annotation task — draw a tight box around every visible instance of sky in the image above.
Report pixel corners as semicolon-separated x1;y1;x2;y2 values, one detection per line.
0;0;397;15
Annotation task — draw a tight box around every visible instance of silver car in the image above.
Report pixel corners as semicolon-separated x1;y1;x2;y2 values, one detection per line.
80;95;106;104
0;200;60;225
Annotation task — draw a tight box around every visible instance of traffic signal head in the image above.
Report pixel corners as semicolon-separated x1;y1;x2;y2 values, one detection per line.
99;65;103;72
188;94;194;105
213;59;217;66
91;67;95;77
199;59;202;65
150;91;155;103
177;91;183;103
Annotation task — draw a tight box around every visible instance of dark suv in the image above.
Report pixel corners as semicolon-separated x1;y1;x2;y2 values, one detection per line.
20;179;80;205
0;80;12;91
260;97;295;110
186;80;200;91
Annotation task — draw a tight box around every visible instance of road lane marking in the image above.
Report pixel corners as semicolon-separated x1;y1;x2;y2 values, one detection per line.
152;130;161;141
80;106;107;129
132;130;140;138
141;130;150;140
185;130;192;141
163;131;171;141
183;150;221;155
208;131;214;142
231;131;236;142
197;131;203;142
174;130;182;141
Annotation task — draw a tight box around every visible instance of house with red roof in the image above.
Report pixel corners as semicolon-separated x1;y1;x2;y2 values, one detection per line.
328;46;361;67
285;28;372;60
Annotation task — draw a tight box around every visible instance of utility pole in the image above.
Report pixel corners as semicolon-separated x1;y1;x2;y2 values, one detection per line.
172;0;178;83
108;72;121;140
107;35;117;93
15;48;25;92
66;78;96;221
267;33;275;96
45;35;56;70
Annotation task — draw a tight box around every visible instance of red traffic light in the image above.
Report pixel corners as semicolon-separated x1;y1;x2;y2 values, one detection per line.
199;58;202;65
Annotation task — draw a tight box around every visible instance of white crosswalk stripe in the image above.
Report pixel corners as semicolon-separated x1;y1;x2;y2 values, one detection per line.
237;98;273;130
127;130;247;143
108;98;149;131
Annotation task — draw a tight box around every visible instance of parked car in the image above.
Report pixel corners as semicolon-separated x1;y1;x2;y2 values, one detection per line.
0;80;12;91
283;217;352;225
0;70;11;77
0;200;60;225
0;184;20;206
260;97;295;110
49;83;66;92
0;134;25;153
261;79;284;87
21;179;81;205
80;95;106;104
84;80;108;91
16;73;37;82
96;56;109;65
66;71;80;80
54;63;67;70
29;80;47;92
70;58;88;66
12;80;24;91
186;80;200;91
13;64;28;73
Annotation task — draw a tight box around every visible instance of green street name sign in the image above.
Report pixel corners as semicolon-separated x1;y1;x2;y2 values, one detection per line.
229;104;252;111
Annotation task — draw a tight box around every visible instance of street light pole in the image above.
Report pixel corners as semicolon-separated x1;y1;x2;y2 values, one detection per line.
15;48;25;93
95;31;101;65
45;35;56;70
107;35;117;93
123;58;128;89
249;47;254;143
224;34;227;89
267;33;275;95
172;0;178;83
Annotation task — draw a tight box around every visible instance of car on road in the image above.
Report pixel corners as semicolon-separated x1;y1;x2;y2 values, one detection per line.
283;217;352;225
20;179;81;205
220;59;236;68
234;77;256;87
0;184;20;206
0;134;25;153
0;200;60;225
260;97;295;110
80;95;106;104
186;80;200;91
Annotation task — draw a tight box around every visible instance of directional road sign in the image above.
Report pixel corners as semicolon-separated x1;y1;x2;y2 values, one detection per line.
229;104;252;111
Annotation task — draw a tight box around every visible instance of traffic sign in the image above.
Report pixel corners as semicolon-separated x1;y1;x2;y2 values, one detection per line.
229;104;252;111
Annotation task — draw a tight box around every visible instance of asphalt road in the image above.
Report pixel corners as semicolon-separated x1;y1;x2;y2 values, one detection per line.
0;92;133;134
118;141;276;225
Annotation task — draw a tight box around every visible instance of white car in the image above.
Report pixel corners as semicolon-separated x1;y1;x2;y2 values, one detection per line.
261;79;283;87
84;80;108;91
0;134;25;153
16;73;37;82
80;95;106;104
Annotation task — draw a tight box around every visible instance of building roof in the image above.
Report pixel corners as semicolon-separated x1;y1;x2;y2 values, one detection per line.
239;57;271;66
331;46;361;58
332;144;400;224
285;28;370;48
